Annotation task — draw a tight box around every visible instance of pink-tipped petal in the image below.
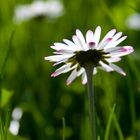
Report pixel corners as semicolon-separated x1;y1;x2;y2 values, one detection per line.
106;38;112;42
51;72;58;77
66;69;77;85
88;42;96;49
54;49;74;55
98;38;112;49
105;36;127;49
120;46;134;53
102;29;116;40
107;46;134;57
99;29;116;47
66;80;71;85
86;30;94;43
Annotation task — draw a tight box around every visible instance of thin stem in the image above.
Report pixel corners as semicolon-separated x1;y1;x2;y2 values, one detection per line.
85;64;96;140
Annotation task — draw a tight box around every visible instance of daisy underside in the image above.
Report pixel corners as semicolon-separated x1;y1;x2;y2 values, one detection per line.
45;26;134;85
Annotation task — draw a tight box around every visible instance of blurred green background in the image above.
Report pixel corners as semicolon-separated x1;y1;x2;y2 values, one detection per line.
0;0;140;140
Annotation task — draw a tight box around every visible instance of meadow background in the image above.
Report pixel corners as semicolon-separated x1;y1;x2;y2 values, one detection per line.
0;0;140;140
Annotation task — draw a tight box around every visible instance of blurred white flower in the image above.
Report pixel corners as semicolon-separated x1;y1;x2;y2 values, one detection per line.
126;13;140;30
9;120;20;135
9;107;23;135
14;0;64;23
12;107;23;121
45;26;134;85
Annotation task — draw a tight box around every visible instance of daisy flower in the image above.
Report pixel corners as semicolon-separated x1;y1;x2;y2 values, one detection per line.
126;13;140;30
14;0;64;23
45;26;134;85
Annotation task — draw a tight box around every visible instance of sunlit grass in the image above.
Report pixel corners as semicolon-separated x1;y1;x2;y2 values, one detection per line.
0;109;10;140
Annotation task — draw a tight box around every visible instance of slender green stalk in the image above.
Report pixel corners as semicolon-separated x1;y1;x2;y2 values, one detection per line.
4;108;10;140
112;113;124;140
85;64;96;140
104;104;116;140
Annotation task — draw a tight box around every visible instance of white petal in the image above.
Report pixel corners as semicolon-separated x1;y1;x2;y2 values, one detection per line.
44;54;70;62
93;68;97;75
66;69;77;85
86;30;94;44
77;68;85;76
112;32;122;40
107;46;134;57
105;36;127;49
99;61;114;72
99;29;116;47
104;46;122;52
53;49;74;55
94;26;101;45
109;63;126;76
76;29;87;50
99;32;122;50
98;38;112;50
101;32;122;49
51;64;77;77
53;58;68;66
72;35;84;50
81;72;87;84
63;39;77;50
105;57;121;63
102;29;116;41
51;43;75;51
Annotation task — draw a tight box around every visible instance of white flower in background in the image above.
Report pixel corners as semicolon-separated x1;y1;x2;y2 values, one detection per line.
9;107;23;135
45;26;134;85
14;0;64;23
126;13;140;30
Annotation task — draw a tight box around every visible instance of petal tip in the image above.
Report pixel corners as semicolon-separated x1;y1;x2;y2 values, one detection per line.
120;70;126;76
106;38;112;42
97;25;101;29
76;29;80;32
44;57;48;60
82;81;87;85
66;80;71;85
122;72;126;76
121;46;134;53
123;73;126;76
51;72;57;77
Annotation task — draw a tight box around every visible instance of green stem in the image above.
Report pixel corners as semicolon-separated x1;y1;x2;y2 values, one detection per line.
85;64;96;140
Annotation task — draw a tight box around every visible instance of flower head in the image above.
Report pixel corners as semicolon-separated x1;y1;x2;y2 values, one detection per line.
14;0;64;23
45;26;134;85
126;13;140;30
